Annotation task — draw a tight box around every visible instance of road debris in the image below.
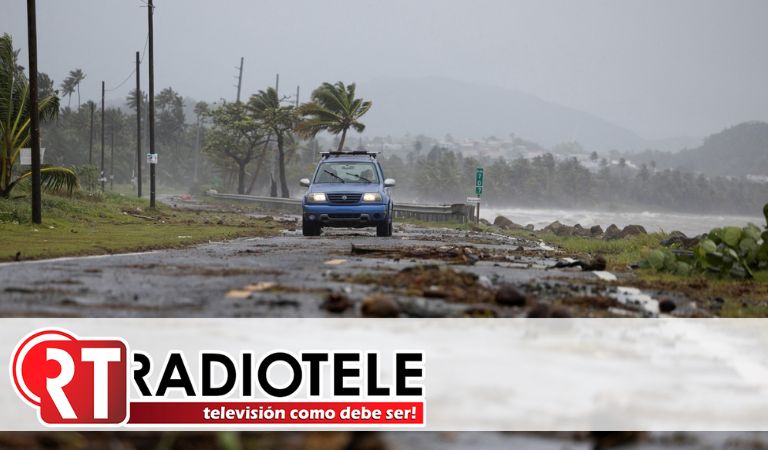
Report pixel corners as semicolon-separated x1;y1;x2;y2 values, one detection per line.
361;294;400;317
324;259;348;265
551;256;607;271
321;292;352;313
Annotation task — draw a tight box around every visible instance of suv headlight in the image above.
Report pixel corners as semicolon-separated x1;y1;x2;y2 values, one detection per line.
307;193;327;202
362;192;382;202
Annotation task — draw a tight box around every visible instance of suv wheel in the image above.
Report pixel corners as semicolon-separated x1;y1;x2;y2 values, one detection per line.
302;221;321;237
376;220;393;237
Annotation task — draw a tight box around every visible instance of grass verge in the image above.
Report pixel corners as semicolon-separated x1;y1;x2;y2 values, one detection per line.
0;192;281;262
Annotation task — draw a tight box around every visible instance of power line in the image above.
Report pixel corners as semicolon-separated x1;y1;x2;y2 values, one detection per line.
105;33;148;92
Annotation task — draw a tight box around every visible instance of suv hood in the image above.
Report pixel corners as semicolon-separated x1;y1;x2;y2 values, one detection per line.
307;183;381;194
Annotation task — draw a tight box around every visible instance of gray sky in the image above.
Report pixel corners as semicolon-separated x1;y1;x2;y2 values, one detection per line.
3;0;767;139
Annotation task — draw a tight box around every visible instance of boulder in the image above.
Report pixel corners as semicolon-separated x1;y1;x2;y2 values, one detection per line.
361;294;400;318
493;215;524;230
604;224;622;240
589;225;604;237
543;220;574;236
619;224;647;238
321;292;351;313
495;284;527;307
572;224;591;237
524;224;535;231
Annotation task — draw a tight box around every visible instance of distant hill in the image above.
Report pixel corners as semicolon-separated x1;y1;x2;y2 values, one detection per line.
633;122;768;177
357;76;652;151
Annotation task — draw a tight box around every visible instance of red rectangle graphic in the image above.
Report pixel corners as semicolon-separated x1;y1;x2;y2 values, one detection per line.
129;401;424;425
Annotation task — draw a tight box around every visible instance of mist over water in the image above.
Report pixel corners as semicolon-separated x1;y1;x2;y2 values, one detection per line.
483;207;764;236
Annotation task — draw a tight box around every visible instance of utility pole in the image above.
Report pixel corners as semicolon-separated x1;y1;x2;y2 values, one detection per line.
26;0;41;224
275;73;279;94
100;80;105;191
147;0;157;208
89;102;94;165
295;85;299;107
135;51;142;197
110;126;114;190
235;57;244;103
193;112;202;183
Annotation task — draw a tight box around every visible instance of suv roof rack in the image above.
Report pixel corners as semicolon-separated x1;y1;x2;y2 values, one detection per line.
320;151;379;159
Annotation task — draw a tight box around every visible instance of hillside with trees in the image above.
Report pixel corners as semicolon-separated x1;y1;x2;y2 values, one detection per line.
632;122;768;177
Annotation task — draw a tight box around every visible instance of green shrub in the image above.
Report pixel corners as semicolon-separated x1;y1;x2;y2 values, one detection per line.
641;203;768;278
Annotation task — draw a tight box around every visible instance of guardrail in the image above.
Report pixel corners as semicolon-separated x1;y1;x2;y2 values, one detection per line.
208;192;476;223
393;203;475;223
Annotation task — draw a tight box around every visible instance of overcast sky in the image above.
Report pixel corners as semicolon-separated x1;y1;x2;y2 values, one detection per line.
3;0;767;139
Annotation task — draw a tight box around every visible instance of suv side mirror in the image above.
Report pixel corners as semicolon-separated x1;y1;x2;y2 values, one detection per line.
299;178;310;187
384;178;396;187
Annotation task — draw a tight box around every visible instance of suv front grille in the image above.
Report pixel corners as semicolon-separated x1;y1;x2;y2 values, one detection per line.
327;193;362;204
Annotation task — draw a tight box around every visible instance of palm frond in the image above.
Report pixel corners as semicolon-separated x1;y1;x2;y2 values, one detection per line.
15;165;79;195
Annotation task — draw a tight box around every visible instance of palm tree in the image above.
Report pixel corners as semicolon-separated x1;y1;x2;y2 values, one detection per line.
0;34;77;198
296;81;371;152
125;88;147;110
67;68;86;109
59;77;75;109
249;87;295;197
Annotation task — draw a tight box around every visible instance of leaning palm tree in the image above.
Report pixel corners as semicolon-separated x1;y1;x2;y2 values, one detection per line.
67;68;86;109
0;33;77;198
59;77;75;109
248;87;295;198
295;81;371;152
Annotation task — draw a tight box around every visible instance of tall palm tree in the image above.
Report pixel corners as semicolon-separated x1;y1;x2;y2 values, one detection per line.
249;87;295;198
296;81;371;152
0;34;77;198
59;77;75;109
67;68;86;109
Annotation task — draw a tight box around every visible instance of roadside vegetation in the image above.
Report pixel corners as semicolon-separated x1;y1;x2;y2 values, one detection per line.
639;204;768;279
398;212;768;317
0;192;280;262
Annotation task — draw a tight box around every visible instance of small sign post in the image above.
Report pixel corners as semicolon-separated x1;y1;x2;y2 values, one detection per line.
474;168;484;223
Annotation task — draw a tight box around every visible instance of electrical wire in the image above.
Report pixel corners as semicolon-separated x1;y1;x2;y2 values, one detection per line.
104;0;151;93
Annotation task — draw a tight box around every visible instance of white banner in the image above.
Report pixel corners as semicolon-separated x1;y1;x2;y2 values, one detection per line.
2;318;768;431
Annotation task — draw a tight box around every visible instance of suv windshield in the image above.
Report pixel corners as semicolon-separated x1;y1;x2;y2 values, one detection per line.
313;162;379;184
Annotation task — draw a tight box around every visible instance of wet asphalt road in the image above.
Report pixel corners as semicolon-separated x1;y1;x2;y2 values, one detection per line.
0;223;605;318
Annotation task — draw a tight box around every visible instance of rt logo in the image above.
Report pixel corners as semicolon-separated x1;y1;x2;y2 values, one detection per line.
11;329;128;425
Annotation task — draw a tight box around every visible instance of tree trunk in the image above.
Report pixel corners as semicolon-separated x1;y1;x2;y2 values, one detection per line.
337;128;348;152
245;137;270;194
77;84;81;109
277;133;290;198
237;162;247;194
245;159;264;195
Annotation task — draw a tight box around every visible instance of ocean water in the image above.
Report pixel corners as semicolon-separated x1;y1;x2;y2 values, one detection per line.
483;207;764;236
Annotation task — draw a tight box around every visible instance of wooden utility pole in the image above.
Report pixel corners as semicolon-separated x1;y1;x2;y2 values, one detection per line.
235;57;244;103
135;51;142;197
100;80;105;191
295;85;299;107
89;102;94;164
26;0;41;223
193;113;201;183
148;0;156;208
110;126;114;190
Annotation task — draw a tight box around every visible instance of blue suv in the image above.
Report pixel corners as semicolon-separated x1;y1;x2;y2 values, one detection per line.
300;151;395;237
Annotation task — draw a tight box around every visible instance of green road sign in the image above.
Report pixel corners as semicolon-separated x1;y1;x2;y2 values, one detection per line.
475;168;484;196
